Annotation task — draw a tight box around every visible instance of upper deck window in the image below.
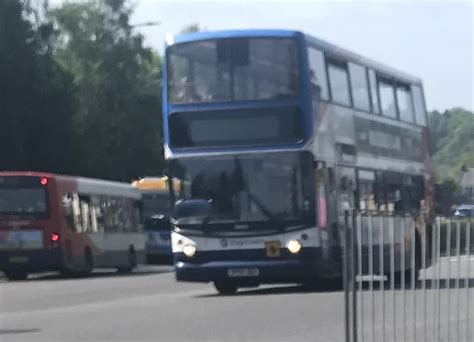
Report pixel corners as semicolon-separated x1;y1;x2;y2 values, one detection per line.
378;78;397;119
396;85;414;123
412;85;427;126
368;69;379;114
349;63;370;112
168;38;299;104
308;48;329;100
327;61;351;106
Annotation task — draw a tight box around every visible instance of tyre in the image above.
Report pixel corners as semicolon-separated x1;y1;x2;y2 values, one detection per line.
117;247;136;273
4;270;28;281
303;277;343;291
214;281;238;295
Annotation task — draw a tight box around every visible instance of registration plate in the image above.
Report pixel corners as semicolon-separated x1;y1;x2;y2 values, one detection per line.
9;256;29;263
0;230;43;250
227;268;260;277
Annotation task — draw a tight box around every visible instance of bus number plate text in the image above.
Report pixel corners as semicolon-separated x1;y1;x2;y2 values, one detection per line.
227;268;260;277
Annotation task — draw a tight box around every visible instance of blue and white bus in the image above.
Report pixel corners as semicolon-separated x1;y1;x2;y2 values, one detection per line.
163;30;433;294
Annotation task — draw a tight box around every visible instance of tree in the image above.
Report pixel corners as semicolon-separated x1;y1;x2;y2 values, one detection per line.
179;23;204;34
0;0;76;173
429;108;474;182
50;0;164;181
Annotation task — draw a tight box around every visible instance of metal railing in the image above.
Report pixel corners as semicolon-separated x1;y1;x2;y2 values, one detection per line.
344;212;473;342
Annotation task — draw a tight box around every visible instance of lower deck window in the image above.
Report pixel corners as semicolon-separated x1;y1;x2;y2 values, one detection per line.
357;170;424;215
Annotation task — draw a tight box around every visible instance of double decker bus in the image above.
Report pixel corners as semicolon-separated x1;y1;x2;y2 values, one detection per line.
163;30;433;294
132;176;180;263
0;172;144;280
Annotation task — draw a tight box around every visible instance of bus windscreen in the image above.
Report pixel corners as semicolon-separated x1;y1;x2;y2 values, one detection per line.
171;152;315;229
0;178;48;216
167;38;299;103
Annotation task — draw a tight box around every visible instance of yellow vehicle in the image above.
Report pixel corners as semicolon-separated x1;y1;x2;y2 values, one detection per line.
132;177;180;264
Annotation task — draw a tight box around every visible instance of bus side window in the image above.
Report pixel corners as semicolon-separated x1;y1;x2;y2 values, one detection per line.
308;48;329;101
62;193;82;232
79;195;91;233
120;198;134;232
338;167;357;211
134;200;143;230
374;172;423;216
103;197;120;232
358;170;376;213
90;195;103;233
61;193;76;231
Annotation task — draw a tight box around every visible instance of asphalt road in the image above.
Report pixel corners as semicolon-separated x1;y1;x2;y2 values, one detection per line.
1;257;473;342
0;267;346;342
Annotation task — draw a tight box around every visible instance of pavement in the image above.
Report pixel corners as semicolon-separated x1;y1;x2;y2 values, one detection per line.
0;258;473;342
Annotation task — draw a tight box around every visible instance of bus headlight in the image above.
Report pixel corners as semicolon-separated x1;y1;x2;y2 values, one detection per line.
287;240;302;254
183;244;196;257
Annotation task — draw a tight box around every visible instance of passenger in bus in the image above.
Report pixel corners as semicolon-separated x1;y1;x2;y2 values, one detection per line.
175;76;202;102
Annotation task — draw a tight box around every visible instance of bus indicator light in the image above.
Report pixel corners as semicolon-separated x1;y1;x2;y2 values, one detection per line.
40;177;48;186
50;233;60;242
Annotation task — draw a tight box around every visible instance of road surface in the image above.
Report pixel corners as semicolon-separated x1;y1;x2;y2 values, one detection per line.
0;267;345;341
1;257;473;341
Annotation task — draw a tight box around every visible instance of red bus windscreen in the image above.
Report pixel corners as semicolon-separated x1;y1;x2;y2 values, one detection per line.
0;176;49;217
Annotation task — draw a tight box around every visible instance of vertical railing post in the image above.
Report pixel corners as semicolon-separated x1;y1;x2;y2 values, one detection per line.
401;217;406;342
447;218;453;341
379;216;386;342
411;218;417;342
356;213;364;342
344;210;351;342
465;219;471;341
455;219;461;342
351;211;358;342
368;214;375;342
389;217;396;342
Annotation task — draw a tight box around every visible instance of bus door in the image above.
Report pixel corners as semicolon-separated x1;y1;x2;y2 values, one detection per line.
315;165;340;274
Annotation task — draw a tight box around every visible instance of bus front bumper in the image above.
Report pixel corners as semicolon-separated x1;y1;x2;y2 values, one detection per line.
0;248;63;272
174;258;320;284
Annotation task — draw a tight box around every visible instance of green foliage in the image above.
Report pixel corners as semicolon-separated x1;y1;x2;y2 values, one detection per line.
0;0;76;173
1;0;163;181
50;0;163;181
430;108;474;182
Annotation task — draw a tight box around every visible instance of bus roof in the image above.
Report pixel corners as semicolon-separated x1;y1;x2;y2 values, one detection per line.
73;177;141;199
131;177;181;192
132;177;168;191
0;171;141;199
169;29;422;86
0;171;57;178
171;29;300;45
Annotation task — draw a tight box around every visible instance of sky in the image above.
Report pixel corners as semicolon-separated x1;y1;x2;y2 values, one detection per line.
130;0;473;112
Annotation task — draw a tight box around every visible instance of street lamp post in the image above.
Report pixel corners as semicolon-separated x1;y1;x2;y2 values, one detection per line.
129;21;161;28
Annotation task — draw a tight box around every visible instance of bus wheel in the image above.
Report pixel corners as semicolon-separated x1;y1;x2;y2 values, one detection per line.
214;281;238;295
4;270;28;281
117;247;136;273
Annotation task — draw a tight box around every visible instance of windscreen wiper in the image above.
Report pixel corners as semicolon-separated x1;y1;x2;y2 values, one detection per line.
246;193;283;231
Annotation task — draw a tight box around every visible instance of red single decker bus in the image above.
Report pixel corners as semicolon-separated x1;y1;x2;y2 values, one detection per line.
0;171;145;280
